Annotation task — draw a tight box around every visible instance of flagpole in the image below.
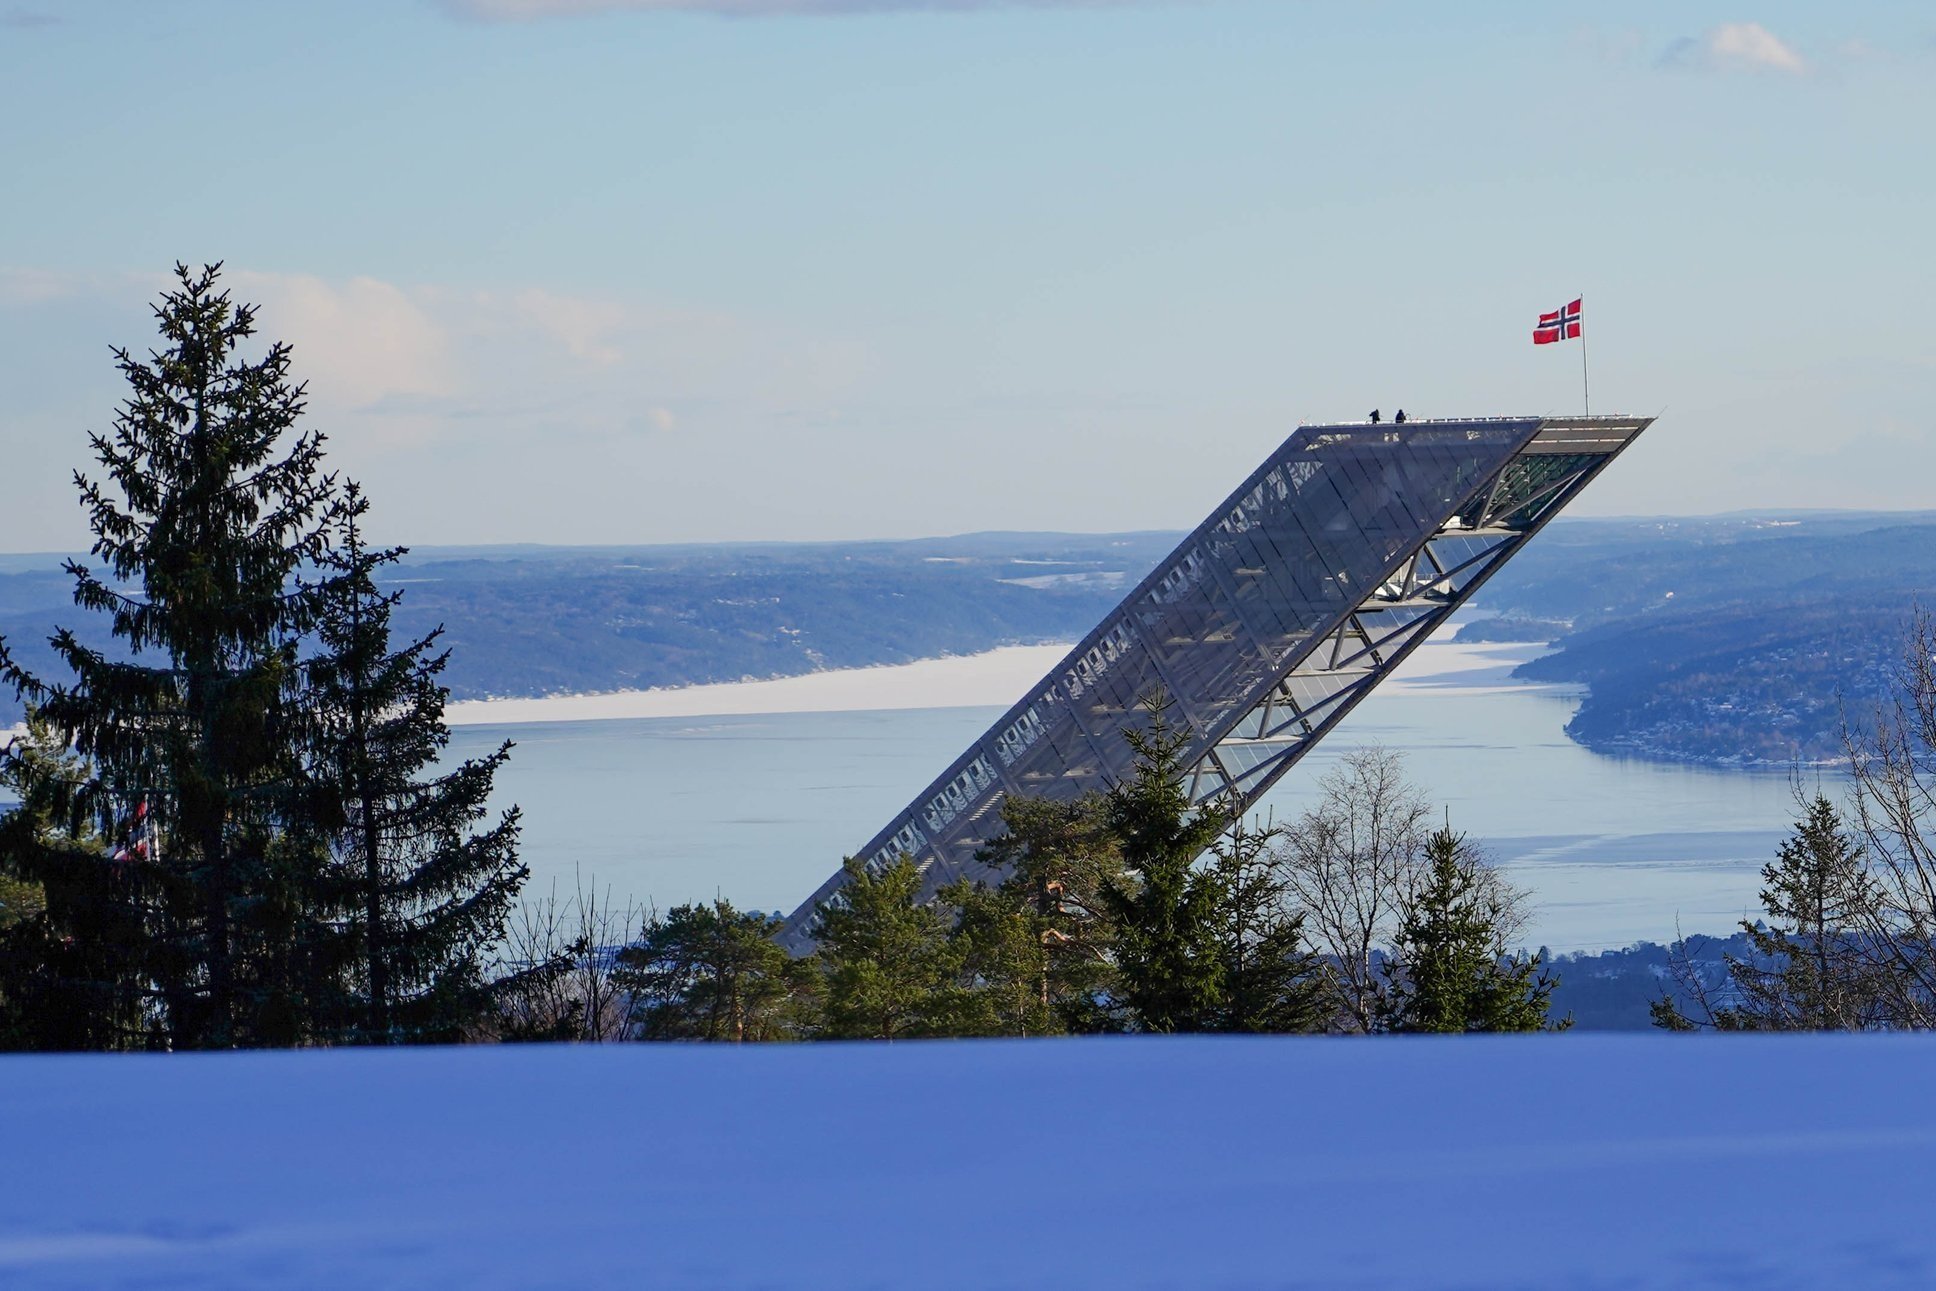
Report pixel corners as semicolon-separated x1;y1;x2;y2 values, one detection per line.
1580;292;1591;417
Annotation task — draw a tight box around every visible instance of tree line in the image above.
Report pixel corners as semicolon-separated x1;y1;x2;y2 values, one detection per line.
0;266;543;1049
4;266;1936;1049
1649;618;1936;1032
560;728;1561;1043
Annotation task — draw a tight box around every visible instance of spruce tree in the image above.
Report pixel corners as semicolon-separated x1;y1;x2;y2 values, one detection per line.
0;264;340;1048
1716;794;1877;1031
1205;820;1328;1034
1653;794;1880;1032
0;711;142;1049
1380;825;1561;1034
1100;700;1228;1034
0;713;67;932
302;483;527;1043
615;899;806;1041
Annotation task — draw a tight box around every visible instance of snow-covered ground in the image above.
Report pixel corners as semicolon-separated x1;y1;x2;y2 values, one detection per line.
6;1034;1934;1289
5;630;1537;740
440;635;1546;726
441;643;1074;725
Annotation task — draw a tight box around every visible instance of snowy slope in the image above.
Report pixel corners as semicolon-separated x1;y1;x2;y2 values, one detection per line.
4;1036;1934;1289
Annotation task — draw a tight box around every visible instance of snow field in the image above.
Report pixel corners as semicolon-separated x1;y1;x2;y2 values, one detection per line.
4;1034;1935;1289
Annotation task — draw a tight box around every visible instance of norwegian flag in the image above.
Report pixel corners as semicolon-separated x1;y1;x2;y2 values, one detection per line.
1533;298;1583;345
110;798;150;865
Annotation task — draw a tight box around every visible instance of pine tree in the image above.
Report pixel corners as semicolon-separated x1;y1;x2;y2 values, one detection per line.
957;792;1127;1035
1205;820;1328;1034
942;875;1057;1037
813;856;975;1040
1380;825;1561;1034
0;264;340;1049
302;483;528;1043
615;899;806;1042
1100;700;1228;1034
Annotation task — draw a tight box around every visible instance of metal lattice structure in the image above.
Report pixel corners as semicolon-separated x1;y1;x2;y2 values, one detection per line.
778;414;1653;952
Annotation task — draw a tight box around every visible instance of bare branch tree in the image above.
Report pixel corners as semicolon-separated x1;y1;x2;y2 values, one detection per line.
1842;609;1936;1028
487;873;638;1042
1273;746;1527;1032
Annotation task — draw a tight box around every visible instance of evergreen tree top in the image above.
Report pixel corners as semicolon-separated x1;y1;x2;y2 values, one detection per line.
72;262;336;666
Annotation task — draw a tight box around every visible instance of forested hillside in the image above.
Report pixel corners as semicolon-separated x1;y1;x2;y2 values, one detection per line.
0;532;1178;724
1469;513;1936;764
11;512;1936;765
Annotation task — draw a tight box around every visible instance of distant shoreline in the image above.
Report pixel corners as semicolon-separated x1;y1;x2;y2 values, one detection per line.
1;636;1558;743
441;645;1074;727
441;635;1558;728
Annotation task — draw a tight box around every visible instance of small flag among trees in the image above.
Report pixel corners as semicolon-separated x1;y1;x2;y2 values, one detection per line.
108;800;150;866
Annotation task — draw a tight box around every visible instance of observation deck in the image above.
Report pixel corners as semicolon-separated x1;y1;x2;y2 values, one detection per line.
778;414;1654;953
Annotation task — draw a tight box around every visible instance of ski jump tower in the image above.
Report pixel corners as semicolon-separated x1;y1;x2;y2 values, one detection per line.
778;414;1653;953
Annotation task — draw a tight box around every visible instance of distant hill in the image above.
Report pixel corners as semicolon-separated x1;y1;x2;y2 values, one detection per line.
9;513;1934;767
1544;934;1757;1031
1465;513;1936;764
0;532;1182;725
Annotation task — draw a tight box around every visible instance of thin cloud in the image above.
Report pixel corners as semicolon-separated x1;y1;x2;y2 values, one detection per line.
230;272;457;414
1661;22;1807;74
514;288;630;367
2;10;60;27
441;0;1162;19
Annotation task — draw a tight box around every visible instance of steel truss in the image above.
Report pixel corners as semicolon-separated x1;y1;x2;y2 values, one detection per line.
778;415;1653;952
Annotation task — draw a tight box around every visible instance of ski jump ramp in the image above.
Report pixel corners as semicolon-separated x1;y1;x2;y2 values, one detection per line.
779;415;1653;952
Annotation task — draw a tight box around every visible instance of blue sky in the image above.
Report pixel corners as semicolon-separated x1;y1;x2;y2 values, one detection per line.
1;0;1930;549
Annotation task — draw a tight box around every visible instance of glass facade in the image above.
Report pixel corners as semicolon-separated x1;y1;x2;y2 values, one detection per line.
779;415;1654;950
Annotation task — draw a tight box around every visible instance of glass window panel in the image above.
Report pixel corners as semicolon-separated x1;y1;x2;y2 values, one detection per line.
836;418;1556;902
1226;531;1304;643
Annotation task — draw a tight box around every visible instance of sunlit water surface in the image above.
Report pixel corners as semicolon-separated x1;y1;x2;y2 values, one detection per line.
452;646;1827;953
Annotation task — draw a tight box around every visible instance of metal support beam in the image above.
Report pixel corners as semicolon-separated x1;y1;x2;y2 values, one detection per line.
777;414;1654;952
